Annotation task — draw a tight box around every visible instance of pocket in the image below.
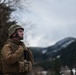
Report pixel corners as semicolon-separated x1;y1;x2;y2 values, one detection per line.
24;60;32;72
18;61;25;73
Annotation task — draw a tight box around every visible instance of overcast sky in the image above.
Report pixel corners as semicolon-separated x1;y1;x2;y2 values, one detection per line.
12;0;76;47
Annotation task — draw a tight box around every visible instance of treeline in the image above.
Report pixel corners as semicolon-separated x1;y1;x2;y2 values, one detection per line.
59;40;76;69
0;3;16;49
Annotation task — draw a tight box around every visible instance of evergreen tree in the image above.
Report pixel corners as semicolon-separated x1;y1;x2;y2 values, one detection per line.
0;3;16;49
0;3;16;75
51;58;61;75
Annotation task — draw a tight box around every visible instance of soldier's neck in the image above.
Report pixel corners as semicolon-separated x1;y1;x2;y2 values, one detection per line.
12;38;20;42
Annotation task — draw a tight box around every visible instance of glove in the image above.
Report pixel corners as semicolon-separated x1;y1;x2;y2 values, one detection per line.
16;45;24;58
24;60;32;72
18;61;25;73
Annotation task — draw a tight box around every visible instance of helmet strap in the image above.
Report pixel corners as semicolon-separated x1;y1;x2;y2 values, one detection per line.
10;32;18;39
15;32;23;40
10;31;23;40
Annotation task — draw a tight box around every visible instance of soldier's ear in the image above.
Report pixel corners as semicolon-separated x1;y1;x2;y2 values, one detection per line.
10;33;16;38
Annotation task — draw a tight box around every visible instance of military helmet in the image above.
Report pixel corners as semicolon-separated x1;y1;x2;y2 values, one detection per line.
8;24;24;37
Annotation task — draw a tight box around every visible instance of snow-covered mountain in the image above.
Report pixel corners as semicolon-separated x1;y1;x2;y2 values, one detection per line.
45;37;76;57
30;37;76;61
55;37;76;48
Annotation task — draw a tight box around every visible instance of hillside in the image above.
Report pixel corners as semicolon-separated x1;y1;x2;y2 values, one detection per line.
30;37;76;61
29;37;76;70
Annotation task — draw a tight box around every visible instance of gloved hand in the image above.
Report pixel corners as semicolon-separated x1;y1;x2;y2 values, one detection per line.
16;45;24;58
24;60;32;72
18;61;25;73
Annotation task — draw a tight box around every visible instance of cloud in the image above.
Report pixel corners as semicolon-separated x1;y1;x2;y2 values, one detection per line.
12;0;76;47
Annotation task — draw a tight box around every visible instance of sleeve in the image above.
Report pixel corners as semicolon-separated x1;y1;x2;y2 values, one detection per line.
1;44;23;65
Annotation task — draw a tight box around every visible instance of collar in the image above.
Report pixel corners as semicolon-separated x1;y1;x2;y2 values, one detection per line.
7;38;23;45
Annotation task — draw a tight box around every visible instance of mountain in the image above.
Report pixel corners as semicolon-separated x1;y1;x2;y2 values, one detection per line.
29;37;76;70
58;40;76;68
29;47;47;61
45;37;76;57
29;37;76;61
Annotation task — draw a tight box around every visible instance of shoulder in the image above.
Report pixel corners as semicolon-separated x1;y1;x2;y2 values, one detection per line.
5;39;15;46
2;44;11;49
1;44;11;54
3;39;14;49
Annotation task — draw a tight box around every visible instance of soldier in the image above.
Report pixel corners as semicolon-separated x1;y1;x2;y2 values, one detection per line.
1;24;34;75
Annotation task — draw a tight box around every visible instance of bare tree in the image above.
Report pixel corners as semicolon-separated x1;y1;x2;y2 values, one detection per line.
0;0;31;9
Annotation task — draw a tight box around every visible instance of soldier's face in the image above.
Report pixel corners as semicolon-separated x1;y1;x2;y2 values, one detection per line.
17;29;24;40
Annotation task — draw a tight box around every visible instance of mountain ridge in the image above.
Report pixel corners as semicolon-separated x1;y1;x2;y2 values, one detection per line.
29;37;76;61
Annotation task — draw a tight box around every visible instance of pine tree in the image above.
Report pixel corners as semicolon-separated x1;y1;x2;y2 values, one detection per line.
0;3;16;49
0;3;16;74
51;58;61;75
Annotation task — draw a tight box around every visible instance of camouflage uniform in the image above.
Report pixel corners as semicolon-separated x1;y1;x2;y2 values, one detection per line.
1;25;34;75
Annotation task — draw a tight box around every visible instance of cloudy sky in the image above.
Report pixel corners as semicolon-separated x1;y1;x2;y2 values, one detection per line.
12;0;76;47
